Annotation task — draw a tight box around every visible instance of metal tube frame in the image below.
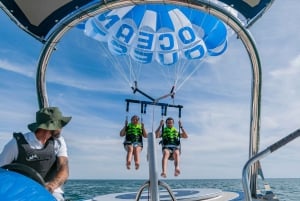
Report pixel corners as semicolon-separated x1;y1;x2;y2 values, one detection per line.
242;129;300;201
36;0;262;198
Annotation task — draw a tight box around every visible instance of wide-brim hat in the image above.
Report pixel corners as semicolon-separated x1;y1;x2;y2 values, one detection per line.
28;107;72;132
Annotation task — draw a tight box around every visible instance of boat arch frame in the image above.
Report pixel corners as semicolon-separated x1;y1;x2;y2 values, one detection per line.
36;0;262;197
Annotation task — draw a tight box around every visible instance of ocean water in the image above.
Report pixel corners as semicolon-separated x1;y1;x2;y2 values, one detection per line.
63;178;300;201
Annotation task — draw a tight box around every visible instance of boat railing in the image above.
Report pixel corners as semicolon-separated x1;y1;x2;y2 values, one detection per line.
135;180;177;201
134;132;177;201
242;129;300;201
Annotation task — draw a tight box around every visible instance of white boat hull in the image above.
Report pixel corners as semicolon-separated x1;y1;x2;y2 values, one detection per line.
87;188;243;201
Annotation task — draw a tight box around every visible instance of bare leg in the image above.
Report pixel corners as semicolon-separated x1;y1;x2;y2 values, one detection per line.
133;146;142;170
173;150;180;176
161;149;170;178
126;145;133;169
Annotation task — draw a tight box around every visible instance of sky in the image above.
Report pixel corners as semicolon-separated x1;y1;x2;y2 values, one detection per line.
0;1;300;180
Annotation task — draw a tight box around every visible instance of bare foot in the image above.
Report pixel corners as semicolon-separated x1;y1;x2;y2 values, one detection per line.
135;163;140;170
161;172;167;178
126;161;131;170
174;168;180;176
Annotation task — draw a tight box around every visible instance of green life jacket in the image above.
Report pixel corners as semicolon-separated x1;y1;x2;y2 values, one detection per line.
162;127;180;146
125;123;143;143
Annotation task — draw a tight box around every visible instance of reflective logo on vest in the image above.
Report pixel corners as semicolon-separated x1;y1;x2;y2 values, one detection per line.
26;154;39;161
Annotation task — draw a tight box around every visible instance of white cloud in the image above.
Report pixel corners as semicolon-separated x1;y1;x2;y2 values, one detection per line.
0;59;35;77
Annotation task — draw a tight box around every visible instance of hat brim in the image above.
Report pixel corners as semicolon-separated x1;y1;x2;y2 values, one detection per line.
28;116;72;132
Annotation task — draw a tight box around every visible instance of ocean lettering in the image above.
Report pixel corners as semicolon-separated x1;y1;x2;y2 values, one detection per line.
178;26;196;44
136;31;154;50
109;39;127;55
184;43;206;60
115;24;134;44
133;49;153;64
98;13;120;31
158;51;178;65
158;33;174;51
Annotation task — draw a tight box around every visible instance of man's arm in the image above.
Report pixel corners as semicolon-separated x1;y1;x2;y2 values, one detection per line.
180;127;188;138
0;139;18;166
141;123;148;138
120;120;128;137
178;121;188;138
45;156;69;193
155;120;164;138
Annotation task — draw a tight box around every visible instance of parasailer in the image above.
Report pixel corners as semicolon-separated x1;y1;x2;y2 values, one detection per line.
120;102;148;170
124;97;186;177
155;117;188;178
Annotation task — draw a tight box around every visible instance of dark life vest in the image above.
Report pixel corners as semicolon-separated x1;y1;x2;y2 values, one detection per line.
13;132;57;182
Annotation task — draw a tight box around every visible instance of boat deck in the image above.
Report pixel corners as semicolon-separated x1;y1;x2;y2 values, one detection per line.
87;188;244;201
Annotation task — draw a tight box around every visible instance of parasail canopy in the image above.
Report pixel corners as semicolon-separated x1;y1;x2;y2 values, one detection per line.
83;4;228;67
78;3;232;95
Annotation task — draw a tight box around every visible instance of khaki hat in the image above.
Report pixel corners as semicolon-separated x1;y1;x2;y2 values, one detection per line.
28;107;72;132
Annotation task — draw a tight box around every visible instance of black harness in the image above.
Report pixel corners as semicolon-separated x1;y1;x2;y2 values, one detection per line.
13;132;57;182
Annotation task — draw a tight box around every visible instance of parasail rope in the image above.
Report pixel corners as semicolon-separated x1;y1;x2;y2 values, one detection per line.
96;42;143;89
176;58;207;91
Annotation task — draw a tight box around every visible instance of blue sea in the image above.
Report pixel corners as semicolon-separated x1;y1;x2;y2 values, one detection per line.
63;178;300;201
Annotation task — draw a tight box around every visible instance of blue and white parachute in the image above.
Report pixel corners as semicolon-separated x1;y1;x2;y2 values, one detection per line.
79;4;233;92
84;4;227;66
